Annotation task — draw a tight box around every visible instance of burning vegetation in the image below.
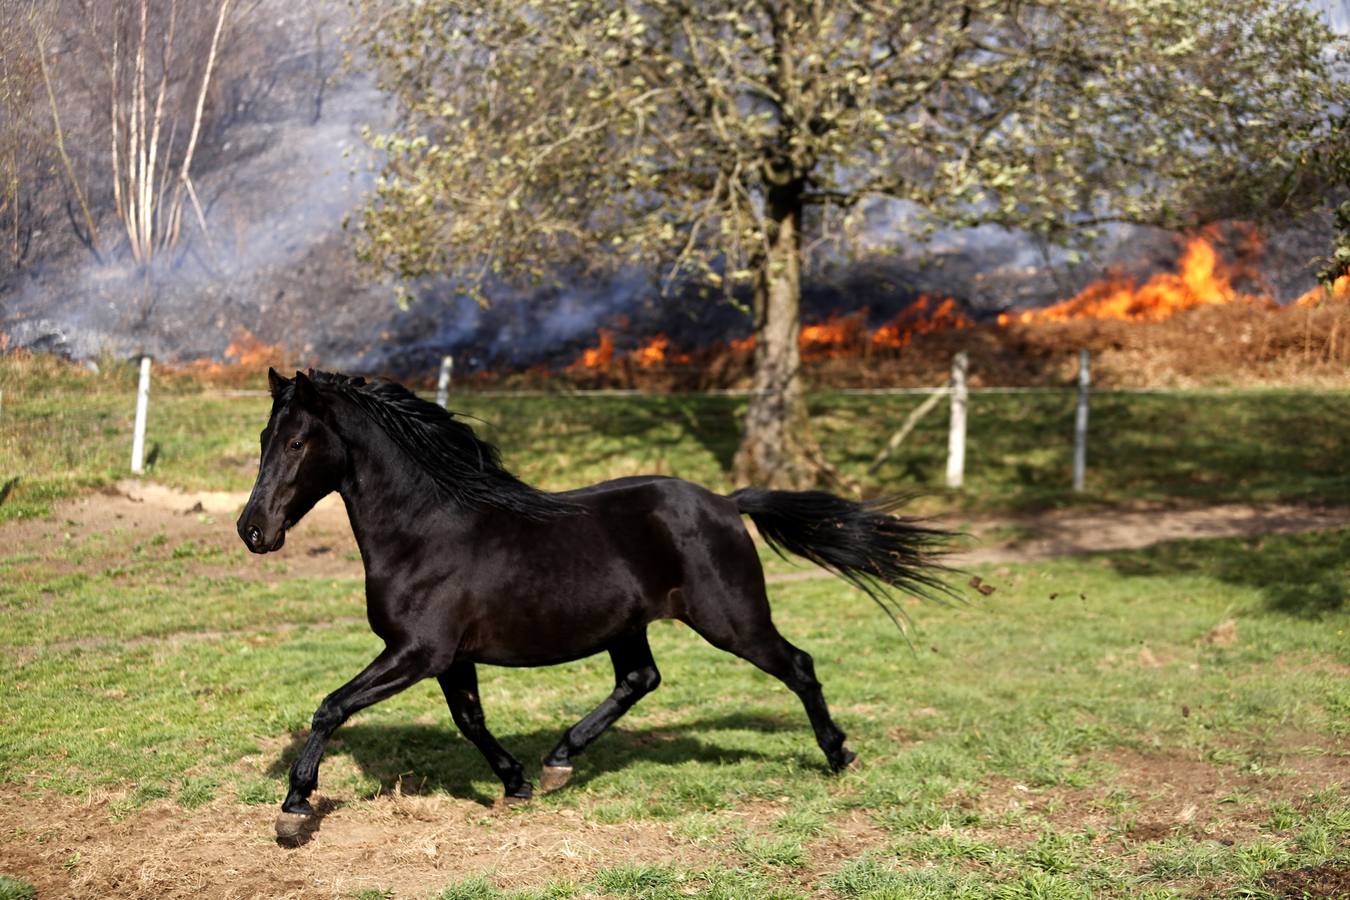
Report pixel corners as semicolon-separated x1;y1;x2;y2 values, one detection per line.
148;228;1350;393
541;228;1350;392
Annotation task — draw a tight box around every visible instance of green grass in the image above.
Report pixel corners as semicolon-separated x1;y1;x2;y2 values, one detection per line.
0;354;269;520
0;875;36;900
5;352;1350;520
1;517;1346;896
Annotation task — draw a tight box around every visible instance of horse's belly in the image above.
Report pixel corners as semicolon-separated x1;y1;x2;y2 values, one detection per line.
454;586;653;668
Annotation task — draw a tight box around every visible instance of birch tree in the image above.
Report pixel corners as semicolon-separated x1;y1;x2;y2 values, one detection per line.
0;8;47;269
356;0;1348;488
101;0;234;266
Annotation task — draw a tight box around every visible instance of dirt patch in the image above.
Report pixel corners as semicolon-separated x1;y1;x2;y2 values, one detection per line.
978;742;1349;846
0;786;707;900
953;502;1350;566
1261;864;1350;899
2;480;361;583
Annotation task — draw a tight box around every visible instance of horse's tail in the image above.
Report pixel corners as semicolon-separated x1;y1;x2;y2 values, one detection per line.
729;488;957;632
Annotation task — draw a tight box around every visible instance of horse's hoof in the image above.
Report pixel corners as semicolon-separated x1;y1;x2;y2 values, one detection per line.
275;810;313;842
495;793;531;809
833;748;860;773
540;764;573;793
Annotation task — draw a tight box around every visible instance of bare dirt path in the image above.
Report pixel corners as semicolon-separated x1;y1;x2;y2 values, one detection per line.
950;501;1350;565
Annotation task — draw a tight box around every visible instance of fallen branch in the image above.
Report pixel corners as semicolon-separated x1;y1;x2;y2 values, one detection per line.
867;383;950;475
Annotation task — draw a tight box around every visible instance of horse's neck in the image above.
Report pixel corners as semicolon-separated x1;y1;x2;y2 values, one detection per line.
334;415;465;562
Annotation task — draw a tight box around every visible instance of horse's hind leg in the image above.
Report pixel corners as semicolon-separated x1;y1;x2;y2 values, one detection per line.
685;592;856;773
437;662;532;803
540;631;661;792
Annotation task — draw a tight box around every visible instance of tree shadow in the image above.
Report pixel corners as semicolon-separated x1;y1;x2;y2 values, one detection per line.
1106;530;1347;618
1077;393;1350;508
546;395;743;477
266;712;790;807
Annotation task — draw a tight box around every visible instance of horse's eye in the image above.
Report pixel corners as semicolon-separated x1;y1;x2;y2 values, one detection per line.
289;439;304;452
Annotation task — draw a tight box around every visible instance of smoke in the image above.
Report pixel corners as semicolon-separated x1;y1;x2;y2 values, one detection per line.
0;1;392;365
1314;0;1350;32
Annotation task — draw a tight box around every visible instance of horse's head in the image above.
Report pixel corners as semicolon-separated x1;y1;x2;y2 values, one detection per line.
237;368;346;554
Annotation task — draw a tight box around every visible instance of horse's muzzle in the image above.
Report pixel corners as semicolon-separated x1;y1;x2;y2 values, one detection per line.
238;517;286;553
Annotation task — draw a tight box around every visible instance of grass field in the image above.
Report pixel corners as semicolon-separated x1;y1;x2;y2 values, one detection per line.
1;509;1347;897
1;352;1348;898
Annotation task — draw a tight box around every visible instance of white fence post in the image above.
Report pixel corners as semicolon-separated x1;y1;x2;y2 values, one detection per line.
1073;349;1090;492
130;355;152;474
435;355;454;409
945;351;968;489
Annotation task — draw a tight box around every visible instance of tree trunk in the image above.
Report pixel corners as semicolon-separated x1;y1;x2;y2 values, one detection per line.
732;180;833;489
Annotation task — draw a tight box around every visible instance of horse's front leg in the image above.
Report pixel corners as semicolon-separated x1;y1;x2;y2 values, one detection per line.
278;645;433;839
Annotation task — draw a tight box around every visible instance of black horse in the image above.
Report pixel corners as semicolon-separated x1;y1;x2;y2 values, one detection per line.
237;369;952;839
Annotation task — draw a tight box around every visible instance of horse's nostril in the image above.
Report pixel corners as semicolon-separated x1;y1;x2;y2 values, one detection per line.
247;525;262;547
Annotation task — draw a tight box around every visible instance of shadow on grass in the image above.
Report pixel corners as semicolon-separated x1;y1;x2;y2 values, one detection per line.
1106;528;1348;617
268;712;789;806
1088;394;1350;502
570;395;743;476
471;394;744;488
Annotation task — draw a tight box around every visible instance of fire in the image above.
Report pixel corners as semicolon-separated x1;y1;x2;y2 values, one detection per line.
872;296;973;348
223;330;287;367
800;312;868;360
632;334;691;368
569;328;615;371
569;330;691;372
1294;274;1350;307
998;235;1260;326
174;328;289;384
561;230;1347;380
719;297;972;362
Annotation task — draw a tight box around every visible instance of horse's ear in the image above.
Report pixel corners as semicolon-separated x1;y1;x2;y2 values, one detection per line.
293;370;321;409
267;367;288;399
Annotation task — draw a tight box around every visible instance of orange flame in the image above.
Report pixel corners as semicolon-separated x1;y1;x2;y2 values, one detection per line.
872;296;973;348
569;330;693;372
632;334;691;368
569;328;615;371
223;330;287;368
1293;274;1350;307
174;328;289;384
800;312;869;360
715;299;972;362
1000;234;1261;326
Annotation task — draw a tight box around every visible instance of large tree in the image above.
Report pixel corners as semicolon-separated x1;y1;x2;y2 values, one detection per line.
355;0;1347;488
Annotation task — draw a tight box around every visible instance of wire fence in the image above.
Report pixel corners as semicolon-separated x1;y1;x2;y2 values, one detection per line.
4;354;1350;520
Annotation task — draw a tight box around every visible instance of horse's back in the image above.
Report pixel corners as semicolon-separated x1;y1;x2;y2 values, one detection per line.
453;475;763;666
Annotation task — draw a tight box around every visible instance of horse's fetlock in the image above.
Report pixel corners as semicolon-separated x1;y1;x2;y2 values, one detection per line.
289;764;318;797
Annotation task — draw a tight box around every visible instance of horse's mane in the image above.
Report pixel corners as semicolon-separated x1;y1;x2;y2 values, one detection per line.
297;370;580;520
